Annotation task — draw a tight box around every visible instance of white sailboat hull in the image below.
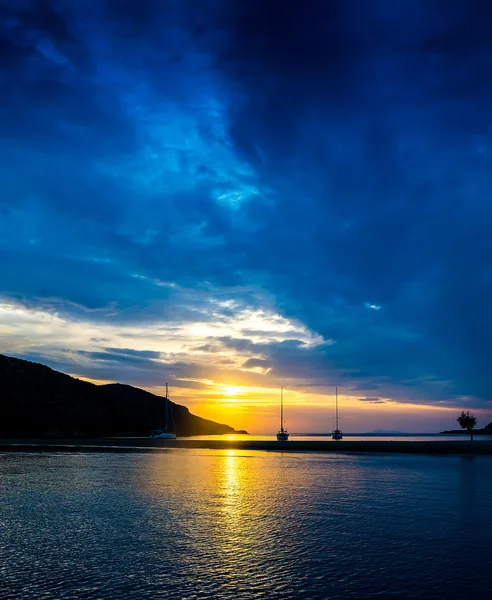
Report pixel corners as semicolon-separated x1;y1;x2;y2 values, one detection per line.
277;430;289;441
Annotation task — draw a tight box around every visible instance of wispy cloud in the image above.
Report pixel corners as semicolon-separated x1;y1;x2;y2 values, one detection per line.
359;398;385;404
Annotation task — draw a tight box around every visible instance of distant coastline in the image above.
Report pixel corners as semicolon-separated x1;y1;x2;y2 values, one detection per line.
296;432;438;437
439;424;492;435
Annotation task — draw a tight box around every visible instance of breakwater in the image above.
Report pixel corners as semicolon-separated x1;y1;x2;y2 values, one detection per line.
1;438;491;455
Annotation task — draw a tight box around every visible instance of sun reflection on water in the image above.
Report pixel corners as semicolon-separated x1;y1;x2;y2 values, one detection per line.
219;450;244;532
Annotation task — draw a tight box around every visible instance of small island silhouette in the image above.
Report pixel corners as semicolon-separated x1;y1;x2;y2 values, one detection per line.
440;423;492;435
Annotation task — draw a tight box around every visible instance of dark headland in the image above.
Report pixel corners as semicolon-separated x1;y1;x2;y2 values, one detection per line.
0;354;246;437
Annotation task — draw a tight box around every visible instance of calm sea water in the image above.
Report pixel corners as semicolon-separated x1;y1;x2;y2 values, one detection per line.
1;450;491;599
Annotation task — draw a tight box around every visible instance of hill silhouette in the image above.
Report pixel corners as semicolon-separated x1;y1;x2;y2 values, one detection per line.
0;354;244;437
440;423;492;435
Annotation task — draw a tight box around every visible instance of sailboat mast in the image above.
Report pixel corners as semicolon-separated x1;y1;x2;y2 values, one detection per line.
165;382;168;431
335;386;339;430
280;387;283;430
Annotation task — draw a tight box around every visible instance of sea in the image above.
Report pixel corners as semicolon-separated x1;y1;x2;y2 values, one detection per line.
1;448;491;599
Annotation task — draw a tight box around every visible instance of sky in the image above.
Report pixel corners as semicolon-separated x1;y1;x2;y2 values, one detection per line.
1;0;492;433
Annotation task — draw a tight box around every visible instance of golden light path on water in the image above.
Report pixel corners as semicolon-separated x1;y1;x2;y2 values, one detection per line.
2;450;492;598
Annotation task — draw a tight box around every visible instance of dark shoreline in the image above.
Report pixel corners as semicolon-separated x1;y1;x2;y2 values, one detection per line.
1;438;492;455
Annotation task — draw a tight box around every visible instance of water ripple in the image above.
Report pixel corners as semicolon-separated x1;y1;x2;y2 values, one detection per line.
1;451;491;599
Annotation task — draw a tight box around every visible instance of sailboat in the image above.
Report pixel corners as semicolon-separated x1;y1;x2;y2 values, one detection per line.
332;386;343;441
276;387;289;441
150;383;177;439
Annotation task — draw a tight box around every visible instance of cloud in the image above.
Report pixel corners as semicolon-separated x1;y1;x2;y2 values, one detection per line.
1;0;492;427
104;348;162;359
75;350;160;365
204;0;492;403
353;383;380;391
359;398;385;404
241;358;272;374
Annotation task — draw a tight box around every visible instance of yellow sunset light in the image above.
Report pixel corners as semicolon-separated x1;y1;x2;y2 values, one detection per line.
222;385;240;397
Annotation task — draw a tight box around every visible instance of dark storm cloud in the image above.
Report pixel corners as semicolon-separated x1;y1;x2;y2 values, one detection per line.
0;1;133;154
0;0;246;317
1;0;491;407
205;0;492;402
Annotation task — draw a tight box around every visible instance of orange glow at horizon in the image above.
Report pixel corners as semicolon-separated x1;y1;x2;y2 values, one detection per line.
172;384;471;434
65;372;490;435
68;373;115;386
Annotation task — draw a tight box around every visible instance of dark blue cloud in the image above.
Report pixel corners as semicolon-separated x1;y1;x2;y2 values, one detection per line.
359;398;385;404
16;348;208;390
1;0;491;407
242;358;272;370
204;0;492;402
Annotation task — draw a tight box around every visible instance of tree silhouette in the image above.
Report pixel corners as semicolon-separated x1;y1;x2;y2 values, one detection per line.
457;411;477;441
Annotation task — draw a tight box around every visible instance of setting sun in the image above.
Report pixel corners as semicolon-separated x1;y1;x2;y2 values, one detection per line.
222;385;240;397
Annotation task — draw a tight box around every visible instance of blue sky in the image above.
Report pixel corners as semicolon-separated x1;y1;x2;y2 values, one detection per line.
1;0;491;432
